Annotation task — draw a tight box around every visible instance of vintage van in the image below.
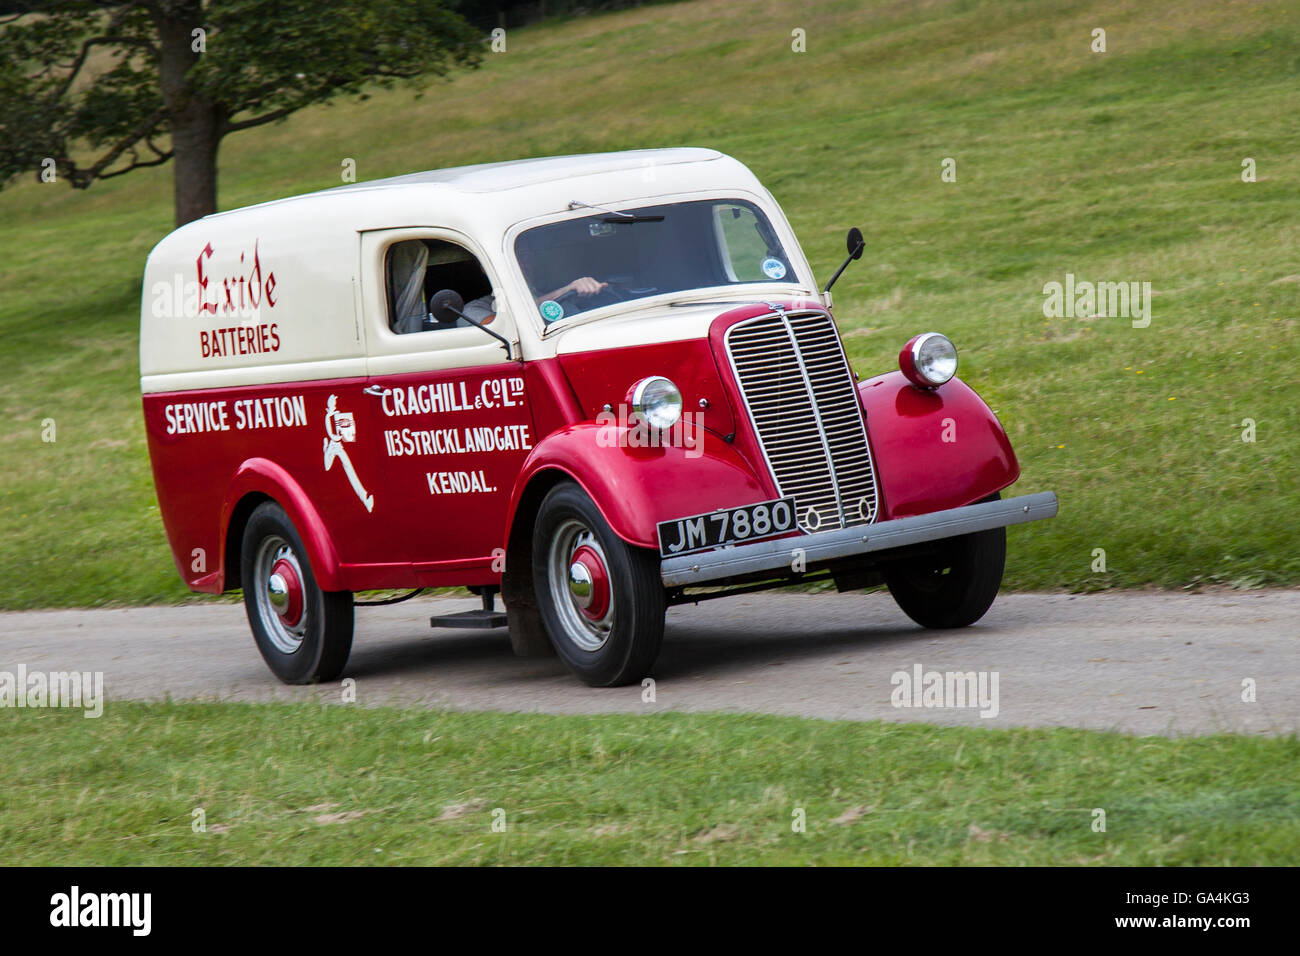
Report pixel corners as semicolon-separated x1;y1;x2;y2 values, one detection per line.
140;148;1057;687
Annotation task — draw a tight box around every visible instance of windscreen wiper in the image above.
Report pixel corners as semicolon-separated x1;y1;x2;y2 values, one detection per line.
568;199;664;223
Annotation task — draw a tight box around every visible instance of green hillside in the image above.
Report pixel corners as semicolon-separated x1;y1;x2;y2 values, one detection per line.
1;0;1296;608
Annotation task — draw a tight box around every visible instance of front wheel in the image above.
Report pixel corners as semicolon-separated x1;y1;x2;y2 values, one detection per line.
532;483;665;686
883;522;1006;629
241;501;354;684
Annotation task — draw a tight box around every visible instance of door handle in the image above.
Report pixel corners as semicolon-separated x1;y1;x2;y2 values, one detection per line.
362;385;385;397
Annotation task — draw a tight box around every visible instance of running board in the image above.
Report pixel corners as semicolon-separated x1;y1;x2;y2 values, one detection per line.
430;587;508;630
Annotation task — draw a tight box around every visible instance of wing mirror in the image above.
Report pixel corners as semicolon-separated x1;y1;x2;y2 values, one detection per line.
427;288;465;327
824;227;865;293
425;288;514;361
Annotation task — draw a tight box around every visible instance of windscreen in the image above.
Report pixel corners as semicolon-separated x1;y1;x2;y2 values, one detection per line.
514;198;795;324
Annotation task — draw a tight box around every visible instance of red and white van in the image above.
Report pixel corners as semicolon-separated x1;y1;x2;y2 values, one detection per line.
140;148;1056;687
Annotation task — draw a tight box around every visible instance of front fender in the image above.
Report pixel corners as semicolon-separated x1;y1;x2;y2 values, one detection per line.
221;458;346;592
506;422;775;549
858;371;1019;518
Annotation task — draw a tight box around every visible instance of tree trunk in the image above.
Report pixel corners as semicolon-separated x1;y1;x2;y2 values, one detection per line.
169;100;220;227
154;1;221;227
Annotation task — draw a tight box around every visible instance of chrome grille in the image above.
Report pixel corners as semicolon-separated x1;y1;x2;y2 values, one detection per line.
725;309;879;532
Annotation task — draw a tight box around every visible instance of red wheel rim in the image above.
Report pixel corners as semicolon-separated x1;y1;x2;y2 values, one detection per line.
270;557;304;628
569;544;610;622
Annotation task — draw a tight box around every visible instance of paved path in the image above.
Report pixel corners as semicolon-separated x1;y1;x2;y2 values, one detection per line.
2;591;1295;736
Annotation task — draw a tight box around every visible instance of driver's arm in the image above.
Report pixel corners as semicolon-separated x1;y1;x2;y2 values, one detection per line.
538;276;606;302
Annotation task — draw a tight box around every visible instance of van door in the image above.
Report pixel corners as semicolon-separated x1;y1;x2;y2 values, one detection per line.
358;229;530;584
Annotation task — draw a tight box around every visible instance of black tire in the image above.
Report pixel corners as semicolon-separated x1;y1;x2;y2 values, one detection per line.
884;502;1006;629
240;501;354;684
532;482;665;686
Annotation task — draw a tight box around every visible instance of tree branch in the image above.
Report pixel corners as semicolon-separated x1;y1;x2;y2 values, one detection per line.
73;105;168;185
221;104;298;134
98;147;173;179
221;64;430;133
56;35;158;99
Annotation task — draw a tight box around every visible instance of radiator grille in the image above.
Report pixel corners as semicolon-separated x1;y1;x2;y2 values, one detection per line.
725;309;879;532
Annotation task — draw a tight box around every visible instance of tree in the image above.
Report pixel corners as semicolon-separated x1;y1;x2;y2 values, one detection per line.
0;1;483;226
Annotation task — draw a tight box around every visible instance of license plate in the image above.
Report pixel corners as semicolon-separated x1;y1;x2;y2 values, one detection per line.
657;498;798;557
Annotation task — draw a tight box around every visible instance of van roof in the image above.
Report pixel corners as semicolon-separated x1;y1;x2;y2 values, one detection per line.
203;147;730;221
336;147;724;193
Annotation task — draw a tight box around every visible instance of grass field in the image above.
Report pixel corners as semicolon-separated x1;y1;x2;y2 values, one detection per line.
5;701;1297;865
0;0;1297;608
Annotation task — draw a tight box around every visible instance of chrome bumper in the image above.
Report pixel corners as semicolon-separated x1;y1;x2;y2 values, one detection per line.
659;491;1058;587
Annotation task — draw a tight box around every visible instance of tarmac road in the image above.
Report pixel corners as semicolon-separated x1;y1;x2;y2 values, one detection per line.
1;590;1296;736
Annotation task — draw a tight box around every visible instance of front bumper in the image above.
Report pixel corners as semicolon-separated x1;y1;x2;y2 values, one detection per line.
659;491;1058;587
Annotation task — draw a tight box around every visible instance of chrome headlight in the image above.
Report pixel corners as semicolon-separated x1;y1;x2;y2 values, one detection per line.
630;376;683;430
899;332;958;388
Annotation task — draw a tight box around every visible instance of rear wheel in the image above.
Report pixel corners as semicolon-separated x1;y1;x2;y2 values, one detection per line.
532;483;665;686
241;501;354;684
884;502;1006;629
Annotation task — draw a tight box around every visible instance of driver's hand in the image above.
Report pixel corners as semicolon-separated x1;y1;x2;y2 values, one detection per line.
567;277;607;296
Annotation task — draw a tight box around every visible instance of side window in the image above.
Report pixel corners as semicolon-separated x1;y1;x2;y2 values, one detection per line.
386;238;495;334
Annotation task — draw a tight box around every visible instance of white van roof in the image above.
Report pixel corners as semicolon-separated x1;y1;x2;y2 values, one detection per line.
204;147;734;221
334;147;725;193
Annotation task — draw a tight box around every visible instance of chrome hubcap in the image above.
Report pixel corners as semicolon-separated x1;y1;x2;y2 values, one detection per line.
568;562;594;608
267;573;289;612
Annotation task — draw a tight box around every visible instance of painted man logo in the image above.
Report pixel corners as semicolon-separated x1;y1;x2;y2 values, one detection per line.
323;394;373;512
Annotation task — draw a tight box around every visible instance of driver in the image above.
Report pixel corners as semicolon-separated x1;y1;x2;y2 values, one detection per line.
462;276;607;325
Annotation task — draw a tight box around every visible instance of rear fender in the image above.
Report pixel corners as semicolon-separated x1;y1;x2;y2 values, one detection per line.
220;458;346;592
